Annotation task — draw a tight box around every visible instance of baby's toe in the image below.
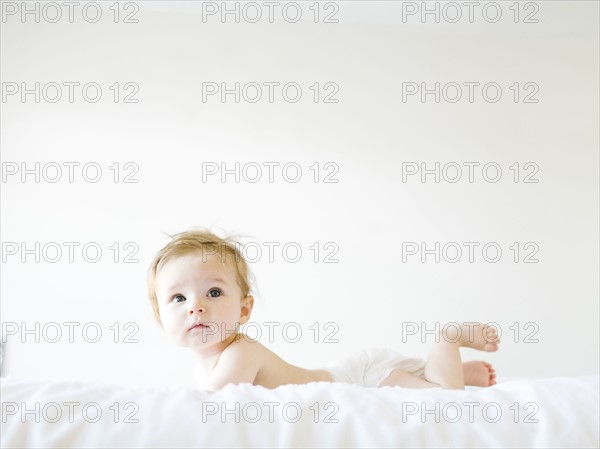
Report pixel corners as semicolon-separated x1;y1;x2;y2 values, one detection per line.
484;342;499;352
484;327;500;343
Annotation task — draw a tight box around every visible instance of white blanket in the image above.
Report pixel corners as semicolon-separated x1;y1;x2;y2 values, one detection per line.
1;376;598;448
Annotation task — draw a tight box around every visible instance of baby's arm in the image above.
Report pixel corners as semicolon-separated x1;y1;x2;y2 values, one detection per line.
200;339;262;391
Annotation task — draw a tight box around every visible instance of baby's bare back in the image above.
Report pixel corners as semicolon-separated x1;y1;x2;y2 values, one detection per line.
196;335;333;390
253;342;334;388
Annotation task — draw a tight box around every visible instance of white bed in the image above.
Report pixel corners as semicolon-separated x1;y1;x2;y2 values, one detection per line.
1;376;598;448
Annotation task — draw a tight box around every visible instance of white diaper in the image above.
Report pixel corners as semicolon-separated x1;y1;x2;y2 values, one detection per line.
325;348;426;388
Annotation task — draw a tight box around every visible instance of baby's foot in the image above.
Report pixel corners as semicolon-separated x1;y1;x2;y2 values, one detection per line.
458;323;500;352
463;361;497;387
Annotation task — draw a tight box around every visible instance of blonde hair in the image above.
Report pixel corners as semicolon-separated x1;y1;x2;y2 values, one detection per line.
147;229;253;323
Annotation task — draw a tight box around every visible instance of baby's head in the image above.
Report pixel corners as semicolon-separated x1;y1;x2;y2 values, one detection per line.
147;229;253;327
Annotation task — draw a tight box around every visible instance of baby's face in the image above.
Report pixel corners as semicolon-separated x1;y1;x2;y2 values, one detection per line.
154;252;252;352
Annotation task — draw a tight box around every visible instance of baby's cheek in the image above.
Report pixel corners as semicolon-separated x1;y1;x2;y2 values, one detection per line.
160;314;179;336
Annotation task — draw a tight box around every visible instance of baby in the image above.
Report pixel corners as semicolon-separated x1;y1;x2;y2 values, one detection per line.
147;230;498;391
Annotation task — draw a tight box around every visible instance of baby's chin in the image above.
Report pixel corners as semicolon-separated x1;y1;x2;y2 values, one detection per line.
184;333;225;347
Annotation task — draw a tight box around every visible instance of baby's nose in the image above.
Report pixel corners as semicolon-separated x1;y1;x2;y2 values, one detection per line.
188;306;205;315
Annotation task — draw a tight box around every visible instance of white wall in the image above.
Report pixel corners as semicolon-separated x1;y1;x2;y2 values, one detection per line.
1;1;598;387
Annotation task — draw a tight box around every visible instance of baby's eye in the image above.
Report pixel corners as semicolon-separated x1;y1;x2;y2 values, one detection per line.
207;288;222;298
173;294;186;303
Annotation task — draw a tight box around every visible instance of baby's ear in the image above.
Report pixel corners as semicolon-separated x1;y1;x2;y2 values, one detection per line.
239;295;254;323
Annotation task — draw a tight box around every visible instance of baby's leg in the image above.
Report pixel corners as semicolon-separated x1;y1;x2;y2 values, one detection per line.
378;361;497;389
424;323;499;390
378;369;440;389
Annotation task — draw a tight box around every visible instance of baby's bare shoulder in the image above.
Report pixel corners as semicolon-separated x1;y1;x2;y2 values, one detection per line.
205;335;269;387
196;335;270;391
221;335;268;361
197;335;287;391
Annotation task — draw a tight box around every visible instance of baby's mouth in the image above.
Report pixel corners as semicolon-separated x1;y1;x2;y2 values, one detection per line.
188;322;208;331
